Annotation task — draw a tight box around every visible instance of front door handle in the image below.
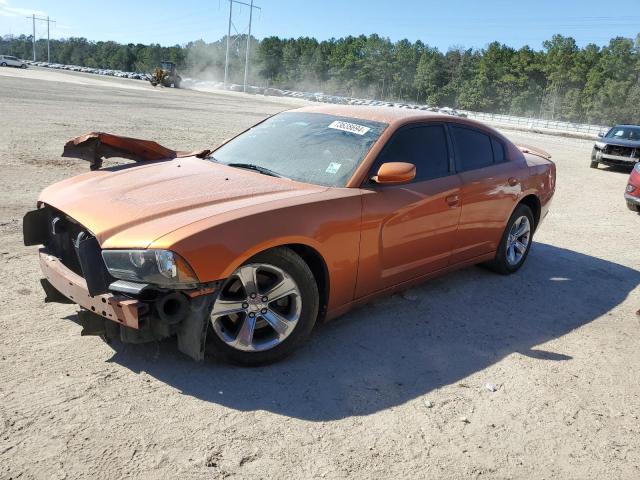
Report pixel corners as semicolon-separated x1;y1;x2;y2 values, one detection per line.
445;194;459;207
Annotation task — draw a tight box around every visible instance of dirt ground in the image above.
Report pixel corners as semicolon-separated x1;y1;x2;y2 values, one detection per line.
0;68;639;480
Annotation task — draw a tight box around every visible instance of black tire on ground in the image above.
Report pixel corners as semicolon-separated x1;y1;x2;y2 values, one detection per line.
627;200;640;213
590;160;599;169
173;76;181;88
20;64;27;69
206;247;319;366
0;63;6;67
484;204;535;275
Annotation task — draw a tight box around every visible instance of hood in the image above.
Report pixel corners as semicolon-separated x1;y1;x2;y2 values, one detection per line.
599;138;640;148
39;157;326;248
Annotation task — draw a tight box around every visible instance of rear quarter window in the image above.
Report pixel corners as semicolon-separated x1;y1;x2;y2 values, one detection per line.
491;137;506;163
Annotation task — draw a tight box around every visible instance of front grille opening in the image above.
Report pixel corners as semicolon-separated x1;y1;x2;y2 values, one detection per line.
42;208;86;276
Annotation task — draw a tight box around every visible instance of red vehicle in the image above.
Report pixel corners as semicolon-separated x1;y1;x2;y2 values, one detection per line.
625;162;640;212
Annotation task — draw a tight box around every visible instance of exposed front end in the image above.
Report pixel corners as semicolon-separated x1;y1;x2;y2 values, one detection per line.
23;204;220;360
592;142;640;167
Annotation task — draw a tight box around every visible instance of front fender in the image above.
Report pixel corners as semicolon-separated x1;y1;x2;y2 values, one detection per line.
150;191;363;311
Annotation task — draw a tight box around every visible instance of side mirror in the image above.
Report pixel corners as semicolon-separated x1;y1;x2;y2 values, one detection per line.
371;162;416;185
597;131;605;138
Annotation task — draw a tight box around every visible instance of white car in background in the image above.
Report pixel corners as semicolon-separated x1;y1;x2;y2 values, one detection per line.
0;55;27;68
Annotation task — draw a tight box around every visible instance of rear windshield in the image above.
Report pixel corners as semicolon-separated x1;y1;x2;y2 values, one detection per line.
211;112;387;187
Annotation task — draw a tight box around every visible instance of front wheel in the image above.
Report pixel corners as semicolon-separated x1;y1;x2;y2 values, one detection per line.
206;247;319;365
485;204;534;275
20;64;27;69
590;160;599;169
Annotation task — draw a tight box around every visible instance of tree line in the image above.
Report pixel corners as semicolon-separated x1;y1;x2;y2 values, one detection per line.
2;32;639;125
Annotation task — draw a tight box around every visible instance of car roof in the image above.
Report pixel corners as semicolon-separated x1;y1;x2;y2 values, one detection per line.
613;124;640;128
289;104;510;140
291;104;458;126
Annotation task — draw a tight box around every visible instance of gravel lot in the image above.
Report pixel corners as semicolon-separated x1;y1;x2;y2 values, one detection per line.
0;68;638;480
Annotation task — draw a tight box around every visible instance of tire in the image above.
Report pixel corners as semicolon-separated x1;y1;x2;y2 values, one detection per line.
627;200;640;213
20;64;27;69
485;204;535;275
0;63;6;67
206;247;319;366
590;160;599;169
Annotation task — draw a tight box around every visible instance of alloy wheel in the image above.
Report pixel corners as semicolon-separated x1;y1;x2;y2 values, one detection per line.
210;263;302;352
505;215;531;266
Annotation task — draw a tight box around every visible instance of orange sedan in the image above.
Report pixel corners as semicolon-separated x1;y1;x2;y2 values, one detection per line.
23;105;555;365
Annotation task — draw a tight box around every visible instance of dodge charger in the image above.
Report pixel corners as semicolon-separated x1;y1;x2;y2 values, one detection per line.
23;106;556;365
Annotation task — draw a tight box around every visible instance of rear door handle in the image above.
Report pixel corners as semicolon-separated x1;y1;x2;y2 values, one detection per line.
508;177;519;186
445;194;459;207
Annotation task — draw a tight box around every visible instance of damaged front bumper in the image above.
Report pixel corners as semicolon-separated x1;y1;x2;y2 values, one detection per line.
40;249;143;328
593;147;639;167
25;206;220;361
62;131;211;170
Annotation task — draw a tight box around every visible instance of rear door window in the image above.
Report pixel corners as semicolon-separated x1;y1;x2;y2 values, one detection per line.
451;125;494;172
374;124;450;182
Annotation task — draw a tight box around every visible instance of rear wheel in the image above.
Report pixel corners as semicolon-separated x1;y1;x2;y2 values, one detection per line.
0;62;6;67
485;204;534;275
207;247;319;366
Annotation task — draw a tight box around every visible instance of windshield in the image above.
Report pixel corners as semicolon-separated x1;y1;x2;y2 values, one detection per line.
605;126;640;141
211;112;387;187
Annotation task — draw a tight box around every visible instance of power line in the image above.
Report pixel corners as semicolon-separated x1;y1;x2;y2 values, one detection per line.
25;14;56;62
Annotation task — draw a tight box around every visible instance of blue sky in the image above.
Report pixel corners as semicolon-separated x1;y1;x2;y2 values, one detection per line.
1;0;639;51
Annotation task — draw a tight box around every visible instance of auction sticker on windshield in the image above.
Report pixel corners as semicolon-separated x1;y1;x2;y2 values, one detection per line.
325;162;342;174
328;120;371;135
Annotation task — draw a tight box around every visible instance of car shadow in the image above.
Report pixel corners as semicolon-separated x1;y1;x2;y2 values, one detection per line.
104;242;639;421
599;164;634;175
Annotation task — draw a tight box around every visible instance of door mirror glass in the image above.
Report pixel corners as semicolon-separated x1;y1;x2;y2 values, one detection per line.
372;162;416;185
597;131;605;138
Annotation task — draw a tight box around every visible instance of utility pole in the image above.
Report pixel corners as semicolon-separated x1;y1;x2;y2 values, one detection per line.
31;14;35;61
25;14;56;62
243;0;254;93
223;0;260;90
47;16;50;63
224;0;233;89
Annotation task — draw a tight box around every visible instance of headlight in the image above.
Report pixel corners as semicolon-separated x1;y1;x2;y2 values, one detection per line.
101;249;199;287
594;141;606;149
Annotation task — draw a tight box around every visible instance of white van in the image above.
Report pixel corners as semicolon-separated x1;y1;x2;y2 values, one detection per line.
0;55;27;68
